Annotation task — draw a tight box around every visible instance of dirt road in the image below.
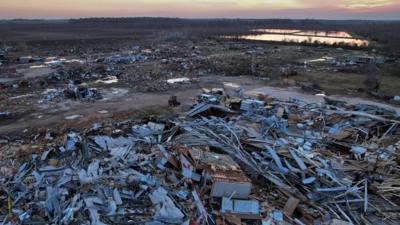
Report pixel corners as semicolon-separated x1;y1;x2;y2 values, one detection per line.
0;76;262;135
1;75;399;136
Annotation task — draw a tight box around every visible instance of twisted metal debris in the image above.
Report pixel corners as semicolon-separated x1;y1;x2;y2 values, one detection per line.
1;93;400;225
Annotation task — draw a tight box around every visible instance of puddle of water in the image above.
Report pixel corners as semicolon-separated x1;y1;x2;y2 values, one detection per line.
295;31;352;38
234;29;369;46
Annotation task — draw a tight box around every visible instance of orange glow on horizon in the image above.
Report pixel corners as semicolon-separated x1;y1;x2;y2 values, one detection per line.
0;0;399;19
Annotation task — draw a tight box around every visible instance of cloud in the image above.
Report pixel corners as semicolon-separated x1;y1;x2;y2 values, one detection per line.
339;0;395;8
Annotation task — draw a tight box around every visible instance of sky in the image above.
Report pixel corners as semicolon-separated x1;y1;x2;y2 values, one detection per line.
0;0;399;20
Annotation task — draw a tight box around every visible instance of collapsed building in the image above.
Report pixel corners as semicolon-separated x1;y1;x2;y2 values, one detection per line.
1;88;399;225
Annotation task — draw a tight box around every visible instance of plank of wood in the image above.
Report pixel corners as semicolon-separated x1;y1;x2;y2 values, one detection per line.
283;196;300;216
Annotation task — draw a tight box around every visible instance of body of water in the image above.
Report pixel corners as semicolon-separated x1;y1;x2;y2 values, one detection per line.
233;29;369;46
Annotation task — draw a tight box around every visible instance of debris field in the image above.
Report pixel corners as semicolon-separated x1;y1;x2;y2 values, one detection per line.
1;87;399;225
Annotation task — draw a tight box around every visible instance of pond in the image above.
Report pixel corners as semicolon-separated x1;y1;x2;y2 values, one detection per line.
232;29;369;46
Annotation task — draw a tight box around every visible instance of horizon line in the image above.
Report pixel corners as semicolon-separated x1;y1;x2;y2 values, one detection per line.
1;17;400;21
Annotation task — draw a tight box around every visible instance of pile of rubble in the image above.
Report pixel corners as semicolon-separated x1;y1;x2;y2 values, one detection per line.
0;89;399;225
39;81;102;103
0;112;11;119
103;54;146;64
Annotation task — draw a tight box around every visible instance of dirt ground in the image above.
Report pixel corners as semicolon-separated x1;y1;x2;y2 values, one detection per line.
0;76;263;136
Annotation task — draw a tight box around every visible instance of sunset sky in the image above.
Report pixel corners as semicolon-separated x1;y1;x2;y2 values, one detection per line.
0;0;399;20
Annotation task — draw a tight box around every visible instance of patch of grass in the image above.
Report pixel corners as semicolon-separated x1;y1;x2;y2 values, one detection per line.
107;105;176;123
380;76;400;96
134;105;175;119
293;71;400;96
